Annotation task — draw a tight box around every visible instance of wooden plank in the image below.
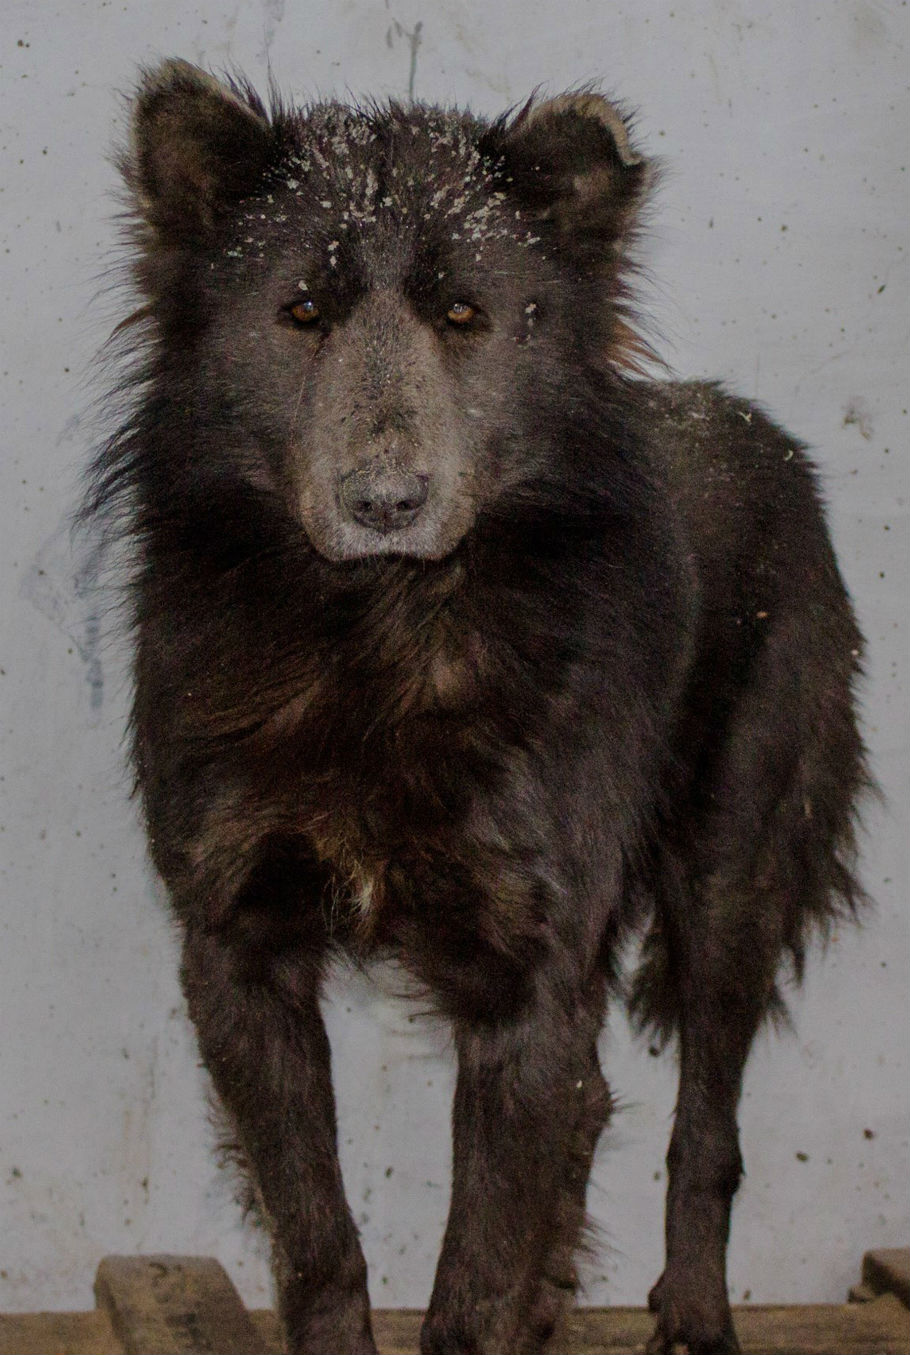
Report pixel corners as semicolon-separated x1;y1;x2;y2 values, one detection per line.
249;1310;284;1353
2;1264;907;1355
365;1297;910;1355
3;1299;908;1355
861;1247;910;1307
0;1310;120;1355
728;1297;909;1355
94;1255;264;1355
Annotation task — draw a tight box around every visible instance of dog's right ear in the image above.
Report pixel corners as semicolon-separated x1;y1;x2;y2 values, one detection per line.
127;60;275;243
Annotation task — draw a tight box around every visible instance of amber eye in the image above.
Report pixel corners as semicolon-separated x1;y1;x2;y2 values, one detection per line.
446;302;476;326
289;298;321;325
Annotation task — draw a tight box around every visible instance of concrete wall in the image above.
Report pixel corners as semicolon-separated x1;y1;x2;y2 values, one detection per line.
1;0;907;1315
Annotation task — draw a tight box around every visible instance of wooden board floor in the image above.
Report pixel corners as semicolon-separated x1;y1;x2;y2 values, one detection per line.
1;1251;907;1355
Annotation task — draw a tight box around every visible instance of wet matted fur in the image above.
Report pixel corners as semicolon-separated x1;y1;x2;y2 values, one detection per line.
86;60;869;1355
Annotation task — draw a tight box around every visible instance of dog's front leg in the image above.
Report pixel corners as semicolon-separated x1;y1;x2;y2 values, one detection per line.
422;986;606;1355
181;924;376;1355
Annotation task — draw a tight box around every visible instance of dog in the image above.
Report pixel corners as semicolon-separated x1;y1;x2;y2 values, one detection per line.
87;60;868;1354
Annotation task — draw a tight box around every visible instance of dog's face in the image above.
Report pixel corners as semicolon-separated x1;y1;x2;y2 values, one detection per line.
127;64;649;561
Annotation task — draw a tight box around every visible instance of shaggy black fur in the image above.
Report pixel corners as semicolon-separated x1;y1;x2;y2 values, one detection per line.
86;61;868;1355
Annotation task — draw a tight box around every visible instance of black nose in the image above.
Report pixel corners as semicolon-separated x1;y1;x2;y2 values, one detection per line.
340;466;429;534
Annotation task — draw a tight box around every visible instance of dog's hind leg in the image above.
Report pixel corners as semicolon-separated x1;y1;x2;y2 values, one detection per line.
641;606;864;1355
643;852;779;1355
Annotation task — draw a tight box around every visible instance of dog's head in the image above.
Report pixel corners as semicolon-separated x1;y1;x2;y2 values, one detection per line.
124;62;651;561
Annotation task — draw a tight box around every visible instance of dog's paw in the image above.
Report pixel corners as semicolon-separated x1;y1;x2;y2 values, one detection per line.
644;1272;740;1354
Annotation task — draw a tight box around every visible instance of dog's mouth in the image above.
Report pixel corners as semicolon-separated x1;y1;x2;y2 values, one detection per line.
299;477;476;563
312;518;468;563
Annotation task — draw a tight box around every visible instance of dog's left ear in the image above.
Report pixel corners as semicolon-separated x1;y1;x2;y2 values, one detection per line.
481;92;651;258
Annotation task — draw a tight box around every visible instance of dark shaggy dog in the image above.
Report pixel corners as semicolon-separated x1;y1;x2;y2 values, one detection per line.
88;60;868;1355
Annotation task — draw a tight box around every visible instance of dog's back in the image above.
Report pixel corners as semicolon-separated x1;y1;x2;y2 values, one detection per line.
626;379;865;1036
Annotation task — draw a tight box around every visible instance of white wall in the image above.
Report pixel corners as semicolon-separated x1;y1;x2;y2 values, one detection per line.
1;0;907;1317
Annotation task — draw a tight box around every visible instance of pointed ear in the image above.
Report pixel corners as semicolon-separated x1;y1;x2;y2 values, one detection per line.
481;92;652;259
127;60;276;243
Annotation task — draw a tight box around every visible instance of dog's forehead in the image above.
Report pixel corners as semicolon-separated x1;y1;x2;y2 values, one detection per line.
223;104;538;280
293;103;484;184
276;103;511;241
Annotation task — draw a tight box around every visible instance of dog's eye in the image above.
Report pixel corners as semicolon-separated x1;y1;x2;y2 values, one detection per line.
289;298;321;325
446;302;476;326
